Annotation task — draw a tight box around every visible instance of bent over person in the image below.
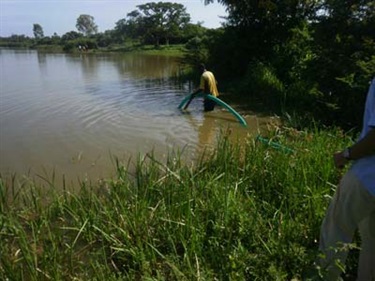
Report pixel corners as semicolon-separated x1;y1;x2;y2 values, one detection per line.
318;78;375;280
192;63;219;111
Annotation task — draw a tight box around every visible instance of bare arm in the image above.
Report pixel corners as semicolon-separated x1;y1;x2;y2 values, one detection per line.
350;129;375;159
334;128;375;169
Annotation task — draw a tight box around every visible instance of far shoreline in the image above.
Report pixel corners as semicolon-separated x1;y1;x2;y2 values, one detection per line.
0;42;187;57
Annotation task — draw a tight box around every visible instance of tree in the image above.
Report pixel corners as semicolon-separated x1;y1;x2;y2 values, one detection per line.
114;17;139;43
76;14;98;36
33;23;44;39
308;0;375;127
126;2;191;46
93;30;117;47
203;0;374;128
61;31;82;41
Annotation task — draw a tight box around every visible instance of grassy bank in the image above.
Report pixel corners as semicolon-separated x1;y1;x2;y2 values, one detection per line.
0;41;186;57
0;126;357;280
104;44;186;57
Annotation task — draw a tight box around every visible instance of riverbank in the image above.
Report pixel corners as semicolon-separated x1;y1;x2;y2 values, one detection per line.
102;44;186;57
0;41;186;57
1;124;359;280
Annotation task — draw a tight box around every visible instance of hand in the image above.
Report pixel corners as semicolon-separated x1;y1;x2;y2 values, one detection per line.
333;151;349;169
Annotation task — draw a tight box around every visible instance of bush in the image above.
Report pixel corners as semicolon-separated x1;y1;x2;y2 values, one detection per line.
241;61;285;106
62;38;98;52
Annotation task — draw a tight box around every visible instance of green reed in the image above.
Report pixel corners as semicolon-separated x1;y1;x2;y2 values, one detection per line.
0;125;355;280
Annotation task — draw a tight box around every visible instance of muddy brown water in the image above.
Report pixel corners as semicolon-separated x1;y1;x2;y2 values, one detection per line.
0;48;278;189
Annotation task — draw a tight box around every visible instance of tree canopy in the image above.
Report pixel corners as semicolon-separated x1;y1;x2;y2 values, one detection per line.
121;2;191;46
33;24;44;39
76;14;98;36
202;0;375;128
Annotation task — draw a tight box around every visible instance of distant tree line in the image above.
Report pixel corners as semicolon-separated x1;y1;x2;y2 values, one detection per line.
0;2;208;52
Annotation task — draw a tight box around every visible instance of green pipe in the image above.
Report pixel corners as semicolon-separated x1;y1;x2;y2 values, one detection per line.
255;135;295;154
178;92;201;109
178;93;248;127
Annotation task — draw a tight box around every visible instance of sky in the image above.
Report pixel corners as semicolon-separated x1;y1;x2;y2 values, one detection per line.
0;0;228;37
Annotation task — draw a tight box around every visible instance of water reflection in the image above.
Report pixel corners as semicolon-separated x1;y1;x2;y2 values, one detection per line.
113;53;181;79
183;111;217;148
37;52;47;71
0;48;274;189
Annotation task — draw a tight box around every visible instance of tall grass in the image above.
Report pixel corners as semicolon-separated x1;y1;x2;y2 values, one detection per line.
0;126;355;280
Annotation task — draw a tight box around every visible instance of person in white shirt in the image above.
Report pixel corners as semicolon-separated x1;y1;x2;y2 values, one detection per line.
318;78;375;280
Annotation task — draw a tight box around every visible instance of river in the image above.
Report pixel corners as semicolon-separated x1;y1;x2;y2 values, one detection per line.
0;48;275;188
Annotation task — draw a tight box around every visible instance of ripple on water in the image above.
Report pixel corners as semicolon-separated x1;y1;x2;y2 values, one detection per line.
1;50;273;187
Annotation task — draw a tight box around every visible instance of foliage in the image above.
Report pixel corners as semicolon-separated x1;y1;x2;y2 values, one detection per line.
93;30;118;48
183;36;210;67
76;14;98;36
181;23;207;41
0;127;357;280
241;61;285;105
33;23;44;39
122;2;191;46
62;38;97;52
203;0;374;130
61;31;82;41
0;35;33;48
307;0;375;129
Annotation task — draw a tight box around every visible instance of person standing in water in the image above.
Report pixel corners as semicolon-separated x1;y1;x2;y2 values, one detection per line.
190;63;219;111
